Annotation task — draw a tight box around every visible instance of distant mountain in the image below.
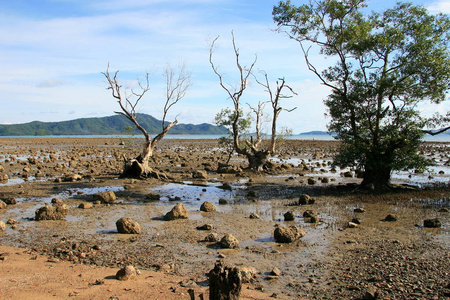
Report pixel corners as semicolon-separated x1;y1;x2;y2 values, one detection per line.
0;114;228;136
299;131;333;135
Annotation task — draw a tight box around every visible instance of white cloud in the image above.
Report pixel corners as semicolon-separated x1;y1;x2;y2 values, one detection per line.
427;0;450;13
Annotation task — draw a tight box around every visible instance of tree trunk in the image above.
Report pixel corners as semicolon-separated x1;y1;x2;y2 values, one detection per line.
209;260;242;300
120;141;167;179
246;150;270;171
361;167;392;190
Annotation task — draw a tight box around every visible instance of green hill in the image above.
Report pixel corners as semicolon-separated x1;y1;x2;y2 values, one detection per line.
0;114;228;136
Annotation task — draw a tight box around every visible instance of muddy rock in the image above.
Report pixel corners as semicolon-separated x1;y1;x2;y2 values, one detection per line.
145;193;160;201
249;213;260;219
240;267;258;283
163;203;189;221
219;233;240;249
218;198;228;205
284;211;296;221
200;201;216;212
35;203;69;221
197;224;213;230
62;174;82;182
51;198;64;205
0;200;6;209
116;265;137;281
423;218;442;228
78;202;93;209
2;198;17;205
192;170;208;179
0;221;5;231
204;233;220;242
274;226;306;243
299;194;315;205
217;163;241;174
116;217;141;234
93;191;116;204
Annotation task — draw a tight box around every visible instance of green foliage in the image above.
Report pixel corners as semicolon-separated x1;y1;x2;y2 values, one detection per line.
274;0;450;187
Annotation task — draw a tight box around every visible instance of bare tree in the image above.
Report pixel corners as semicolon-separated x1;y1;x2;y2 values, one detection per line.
102;63;191;178
210;33;296;171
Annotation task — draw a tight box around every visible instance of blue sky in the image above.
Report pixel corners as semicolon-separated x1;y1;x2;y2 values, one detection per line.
0;0;449;133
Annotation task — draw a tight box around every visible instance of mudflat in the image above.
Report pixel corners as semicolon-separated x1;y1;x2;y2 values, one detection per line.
0;137;449;299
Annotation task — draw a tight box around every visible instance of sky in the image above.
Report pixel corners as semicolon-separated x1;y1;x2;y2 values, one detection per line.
0;0;449;134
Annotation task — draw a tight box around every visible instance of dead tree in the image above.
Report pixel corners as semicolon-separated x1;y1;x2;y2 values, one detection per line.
210;33;296;171
102;63;191;178
209;260;242;300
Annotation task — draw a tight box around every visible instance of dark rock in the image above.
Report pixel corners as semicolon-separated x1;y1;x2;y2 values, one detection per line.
204;233;220;242
209;260;242;300
354;207;366;213
145;193;160;201
284;211;296;221
218;198;228;205
384;214;398;222
116;217;141;234
197;224;213;230
423;218;441;228
2;198;17;205
192;170;208;179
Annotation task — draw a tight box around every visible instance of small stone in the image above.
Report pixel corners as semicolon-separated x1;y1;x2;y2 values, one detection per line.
196;224;213;230
351;218;361;224
0;221;5;231
347;222;359;228
274;226;305;243
204;233;220;242
218;198;228;205
116;265;137;281
354;207;366;213
271;267;281;276
93;191;116;204
240;267;258;283
249;213;260;219
78;202;93;209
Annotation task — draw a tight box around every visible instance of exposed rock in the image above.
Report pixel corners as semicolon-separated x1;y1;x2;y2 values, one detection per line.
423;218;442;228
219;233;240;249
284;211;296;221
192;170;208;179
145;193;160;201
0;221;5;231
93;191;116;204
274;226;305;243
299;194;315;205
307;178;316;185
204;233;220;242
196;224;213;230
200;201;216;212
303;209;318;218
249;213;260;219
384;214;398;222
363;286;379;300
51;198;64;205
348;222;359;228
2;198;17;205
0;200;6;209
354;207;366;213
63;174;82;182
271;267;282;276
116;217;141;234
116;265;137;281
218;198;228;205
351;218;361;224
240;267;258;283
35;203;69;221
78;202;93;209
164;203;189;221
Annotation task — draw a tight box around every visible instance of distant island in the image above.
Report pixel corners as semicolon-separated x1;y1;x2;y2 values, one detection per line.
0;114;229;136
298;131;332;135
